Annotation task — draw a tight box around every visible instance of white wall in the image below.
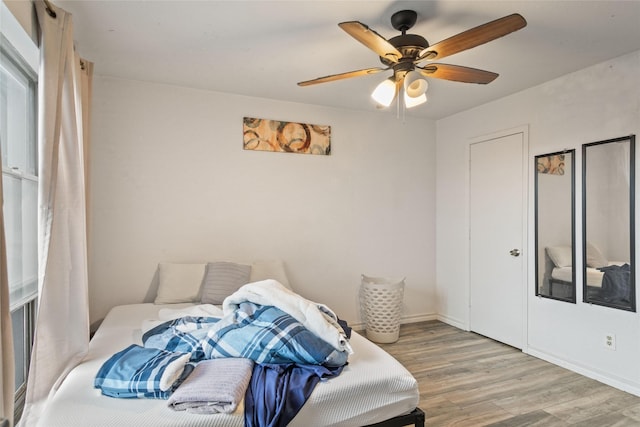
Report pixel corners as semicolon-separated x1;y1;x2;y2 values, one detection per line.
585;143;632;262
436;50;640;394
89;76;437;327
2;0;37;43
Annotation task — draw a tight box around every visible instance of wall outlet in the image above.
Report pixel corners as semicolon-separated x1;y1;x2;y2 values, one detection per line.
604;333;616;350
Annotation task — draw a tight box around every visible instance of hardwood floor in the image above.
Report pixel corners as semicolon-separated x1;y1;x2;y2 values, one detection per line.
375;321;640;426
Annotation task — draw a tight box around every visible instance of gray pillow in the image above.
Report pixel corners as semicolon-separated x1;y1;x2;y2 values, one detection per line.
200;261;251;305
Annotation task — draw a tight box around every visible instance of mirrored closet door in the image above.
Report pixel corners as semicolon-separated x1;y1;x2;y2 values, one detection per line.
582;135;635;311
535;150;575;302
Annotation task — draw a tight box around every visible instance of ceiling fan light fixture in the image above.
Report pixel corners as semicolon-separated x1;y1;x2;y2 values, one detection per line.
299;12;527;113
404;70;428;98
404;91;427;108
371;78;396;107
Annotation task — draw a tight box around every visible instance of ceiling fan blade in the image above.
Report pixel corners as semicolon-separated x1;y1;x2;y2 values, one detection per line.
298;67;387;86
418;64;498;84
417;13;527;61
338;21;402;62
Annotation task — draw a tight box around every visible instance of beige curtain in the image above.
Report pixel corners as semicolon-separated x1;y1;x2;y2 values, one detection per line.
18;1;93;425
0;156;15;427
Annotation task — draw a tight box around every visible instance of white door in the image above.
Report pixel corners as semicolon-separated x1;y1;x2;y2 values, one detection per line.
469;131;526;349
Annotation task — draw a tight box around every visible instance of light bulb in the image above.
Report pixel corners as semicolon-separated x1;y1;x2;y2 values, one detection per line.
404;91;427;108
404;71;428;98
371;78;396;107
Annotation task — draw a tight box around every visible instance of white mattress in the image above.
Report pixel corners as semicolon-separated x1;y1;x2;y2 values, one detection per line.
552;266;602;287
38;303;419;427
552;262;625;288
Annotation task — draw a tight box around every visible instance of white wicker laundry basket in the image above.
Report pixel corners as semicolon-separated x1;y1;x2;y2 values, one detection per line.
360;274;405;344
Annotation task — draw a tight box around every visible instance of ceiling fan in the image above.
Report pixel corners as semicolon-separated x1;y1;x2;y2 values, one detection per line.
298;10;527;109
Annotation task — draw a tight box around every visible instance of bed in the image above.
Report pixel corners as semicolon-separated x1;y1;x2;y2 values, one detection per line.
37;261;424;427
546;244;631;303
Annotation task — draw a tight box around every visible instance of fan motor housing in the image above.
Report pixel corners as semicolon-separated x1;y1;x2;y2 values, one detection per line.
380;34;429;66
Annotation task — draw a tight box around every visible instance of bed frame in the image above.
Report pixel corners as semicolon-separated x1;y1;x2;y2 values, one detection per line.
548;276;574;299
364;407;425;427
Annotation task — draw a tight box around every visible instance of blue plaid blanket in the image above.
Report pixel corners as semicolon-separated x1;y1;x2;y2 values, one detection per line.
96;302;349;399
143;316;219;360
200;302;348;366
94;345;192;399
143;302;348;367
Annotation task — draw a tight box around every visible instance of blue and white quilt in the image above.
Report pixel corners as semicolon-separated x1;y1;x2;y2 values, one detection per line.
142;302;348;367
95;280;351;399
94;344;192;399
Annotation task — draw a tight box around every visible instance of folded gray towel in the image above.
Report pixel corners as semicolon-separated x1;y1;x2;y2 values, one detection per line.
168;358;254;414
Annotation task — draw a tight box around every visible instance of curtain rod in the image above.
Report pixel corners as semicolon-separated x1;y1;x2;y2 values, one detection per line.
43;0;57;18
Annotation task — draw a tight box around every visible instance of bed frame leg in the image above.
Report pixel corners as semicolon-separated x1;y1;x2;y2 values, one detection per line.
413;407;425;427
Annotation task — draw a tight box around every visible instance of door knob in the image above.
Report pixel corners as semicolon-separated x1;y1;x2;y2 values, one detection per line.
510;249;520;257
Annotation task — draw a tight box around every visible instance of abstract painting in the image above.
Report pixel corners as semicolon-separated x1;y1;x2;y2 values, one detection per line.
243;117;331;155
536;154;565;175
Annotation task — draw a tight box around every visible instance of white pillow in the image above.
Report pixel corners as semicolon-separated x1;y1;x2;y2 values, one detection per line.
546;246;572;268
249;259;292;290
586;242;608;268
155;263;206;304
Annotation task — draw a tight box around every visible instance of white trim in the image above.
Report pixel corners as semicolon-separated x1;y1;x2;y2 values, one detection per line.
401;312;438;324
0;1;38;73
467;125;530;351
350;312;438;332
436;313;468;331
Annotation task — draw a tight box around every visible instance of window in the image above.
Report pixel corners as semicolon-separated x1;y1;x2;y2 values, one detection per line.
0;14;38;420
1;39;38;307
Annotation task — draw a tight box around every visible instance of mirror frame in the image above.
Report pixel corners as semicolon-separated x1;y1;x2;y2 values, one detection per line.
534;150;576;303
582;135;636;312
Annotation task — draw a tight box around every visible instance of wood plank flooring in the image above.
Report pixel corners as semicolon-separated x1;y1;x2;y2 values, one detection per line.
374;321;640;426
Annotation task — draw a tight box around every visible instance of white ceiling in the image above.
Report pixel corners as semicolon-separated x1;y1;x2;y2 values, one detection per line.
56;0;640;120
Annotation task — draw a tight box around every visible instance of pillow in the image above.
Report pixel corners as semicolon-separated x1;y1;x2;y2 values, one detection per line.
249;259;292;290
546;246;572;268
586;242;608;268
201;261;252;305
155;263;206;304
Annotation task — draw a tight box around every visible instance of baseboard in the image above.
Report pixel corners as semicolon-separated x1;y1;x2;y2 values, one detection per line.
350;312;438;332
526;347;640;397
401;312;438;324
435;313;468;331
